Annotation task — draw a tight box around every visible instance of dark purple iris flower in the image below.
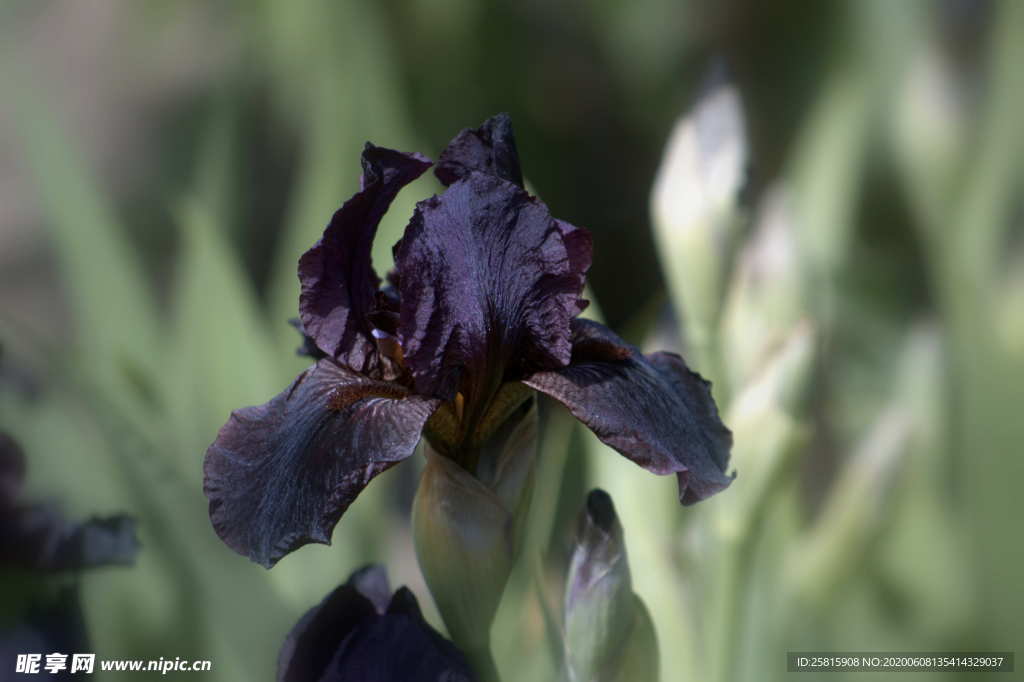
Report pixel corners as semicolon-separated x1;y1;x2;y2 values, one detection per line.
1;432;138;572
1;432;138;670
278;565;476;682
204;114;733;568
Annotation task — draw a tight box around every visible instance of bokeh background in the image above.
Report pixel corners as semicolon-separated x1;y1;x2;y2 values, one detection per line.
1;1;1022;680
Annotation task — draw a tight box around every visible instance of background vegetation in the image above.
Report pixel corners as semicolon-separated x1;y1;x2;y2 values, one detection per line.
1;1;1021;680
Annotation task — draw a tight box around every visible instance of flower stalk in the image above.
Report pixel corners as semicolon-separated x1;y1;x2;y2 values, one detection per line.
412;394;538;682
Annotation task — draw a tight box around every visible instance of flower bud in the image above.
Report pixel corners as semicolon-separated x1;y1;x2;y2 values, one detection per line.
651;75;747;362
412;392;537;680
892;46;967;218
713;321;815;542
720;186;804;391
564;490;658;682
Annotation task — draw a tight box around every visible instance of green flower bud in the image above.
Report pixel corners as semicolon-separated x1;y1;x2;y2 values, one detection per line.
892;46;967;221
412;390;537;681
720;187;805;391
713;321;815;542
564;490;658;682
651;78;747;364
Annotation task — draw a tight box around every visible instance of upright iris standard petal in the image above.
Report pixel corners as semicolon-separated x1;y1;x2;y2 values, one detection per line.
435;113;524;188
555;219;593;305
394;173;591;406
524;319;733;504
299;145;432;370
203;360;440;568
288;318;328;360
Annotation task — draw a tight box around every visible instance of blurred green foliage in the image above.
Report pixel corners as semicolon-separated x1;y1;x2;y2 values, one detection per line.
1;1;1021;680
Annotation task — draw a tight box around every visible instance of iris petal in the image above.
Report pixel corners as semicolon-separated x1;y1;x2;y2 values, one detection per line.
44;515;138;570
318;608;476;681
0;508;138;571
394;173;591;406
435;113;524;188
299;145;431;371
556;219;593;312
524;319;733;504
277;577;378;682
278;567;476;682
203;360;439;568
1;433;139;571
288;318;327;360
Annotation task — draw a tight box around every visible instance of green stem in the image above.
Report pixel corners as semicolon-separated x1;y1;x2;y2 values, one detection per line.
711;535;754;682
464;643;501;682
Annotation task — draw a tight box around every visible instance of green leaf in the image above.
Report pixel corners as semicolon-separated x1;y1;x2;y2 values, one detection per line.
167;197;281;478
6;73;163;420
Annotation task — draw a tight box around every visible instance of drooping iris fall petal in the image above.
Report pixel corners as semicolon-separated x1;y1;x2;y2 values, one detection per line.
298;145;431;371
435;113;524;188
394;172;591;406
203;360;439;568
523;319;733;504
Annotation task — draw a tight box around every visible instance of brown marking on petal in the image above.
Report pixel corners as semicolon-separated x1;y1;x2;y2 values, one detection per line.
203;360;440;567
327;381;410;412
